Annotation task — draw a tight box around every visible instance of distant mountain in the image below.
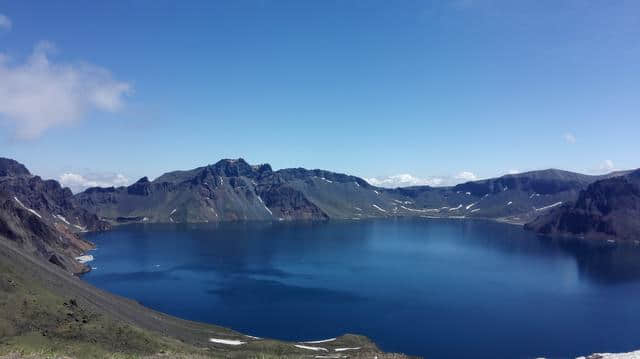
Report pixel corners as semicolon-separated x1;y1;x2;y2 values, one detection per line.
0;158;109;273
72;158;626;226
525;169;640;241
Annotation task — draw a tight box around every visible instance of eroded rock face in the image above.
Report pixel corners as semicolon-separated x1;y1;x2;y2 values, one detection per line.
525;170;640;241
0;158;109;273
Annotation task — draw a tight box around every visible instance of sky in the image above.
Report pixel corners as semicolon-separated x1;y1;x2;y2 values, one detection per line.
0;1;639;191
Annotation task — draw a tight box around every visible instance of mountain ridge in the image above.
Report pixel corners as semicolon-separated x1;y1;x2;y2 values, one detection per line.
70;158;634;228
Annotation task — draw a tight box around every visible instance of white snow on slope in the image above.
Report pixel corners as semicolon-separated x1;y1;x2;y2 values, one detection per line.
577;350;640;359
264;205;273;215
13;197;42;218
449;204;462;211
335;347;361;352
75;255;94;264
400;205;439;213
372;204;387;213
535;202;563;212
302;338;336;344
465;202;477;210
320;177;333;183
470;208;480;213
55;214;70;225
169;208;177;216
209;338;245;345
294;345;328;351
507;201;513;206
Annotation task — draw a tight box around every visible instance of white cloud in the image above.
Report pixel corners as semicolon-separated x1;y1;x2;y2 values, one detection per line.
563;132;576;144
0;14;11;31
367;171;482;188
586;160;617;175
59;172;129;193
366;174;444;188
599;160;615;173
0;41;132;139
454;171;477;182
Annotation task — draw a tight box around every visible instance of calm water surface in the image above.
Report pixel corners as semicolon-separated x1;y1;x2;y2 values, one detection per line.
83;219;640;359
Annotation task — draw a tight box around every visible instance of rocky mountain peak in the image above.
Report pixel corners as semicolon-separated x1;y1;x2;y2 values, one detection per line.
0;158;31;177
210;158;271;178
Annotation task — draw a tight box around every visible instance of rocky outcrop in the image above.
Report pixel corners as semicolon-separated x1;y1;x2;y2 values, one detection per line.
0;158;109;273
525;170;640;241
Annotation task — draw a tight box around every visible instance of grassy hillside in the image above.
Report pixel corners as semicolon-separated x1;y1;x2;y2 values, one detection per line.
0;238;411;359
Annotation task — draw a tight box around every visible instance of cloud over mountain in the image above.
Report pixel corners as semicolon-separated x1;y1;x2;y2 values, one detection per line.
59;172;130;193
366;174;444;188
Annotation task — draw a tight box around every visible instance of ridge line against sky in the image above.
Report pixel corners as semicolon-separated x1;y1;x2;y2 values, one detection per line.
0;1;638;191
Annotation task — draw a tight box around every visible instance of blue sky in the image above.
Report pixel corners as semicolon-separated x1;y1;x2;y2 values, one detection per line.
0;1;639;191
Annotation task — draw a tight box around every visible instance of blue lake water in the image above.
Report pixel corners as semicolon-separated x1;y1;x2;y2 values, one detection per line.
83;219;640;359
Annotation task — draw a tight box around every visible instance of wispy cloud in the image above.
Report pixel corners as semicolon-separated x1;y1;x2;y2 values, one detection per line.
0;14;11;31
366;174;444;188
598;160;616;173
563;132;576;144
0;41;132;139
454;171;477;181
367;170;480;188
59;172;130;193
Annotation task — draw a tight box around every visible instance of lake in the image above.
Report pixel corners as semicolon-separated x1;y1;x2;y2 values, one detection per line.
83;218;640;359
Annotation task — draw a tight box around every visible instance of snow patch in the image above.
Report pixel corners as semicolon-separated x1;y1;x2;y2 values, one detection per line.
209;338;245;345
470;208;480;213
465;202;477;210
372;204;387;213
13;197;42;218
534;202;563;212
302;338;336;344
75;255;94;264
55;214;70;225
400;205;439;213
449;204;462;211
294;345;328;352
169;208;177;216
577;350;640;359
507;201;513;206
335;347;361;352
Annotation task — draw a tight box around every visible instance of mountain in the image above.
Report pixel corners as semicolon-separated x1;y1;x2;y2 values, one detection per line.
0;158;109;274
0;157;408;358
525;169;640;241
73;159;625;226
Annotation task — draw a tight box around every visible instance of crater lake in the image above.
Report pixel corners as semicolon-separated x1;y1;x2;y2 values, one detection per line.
83;219;640;359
